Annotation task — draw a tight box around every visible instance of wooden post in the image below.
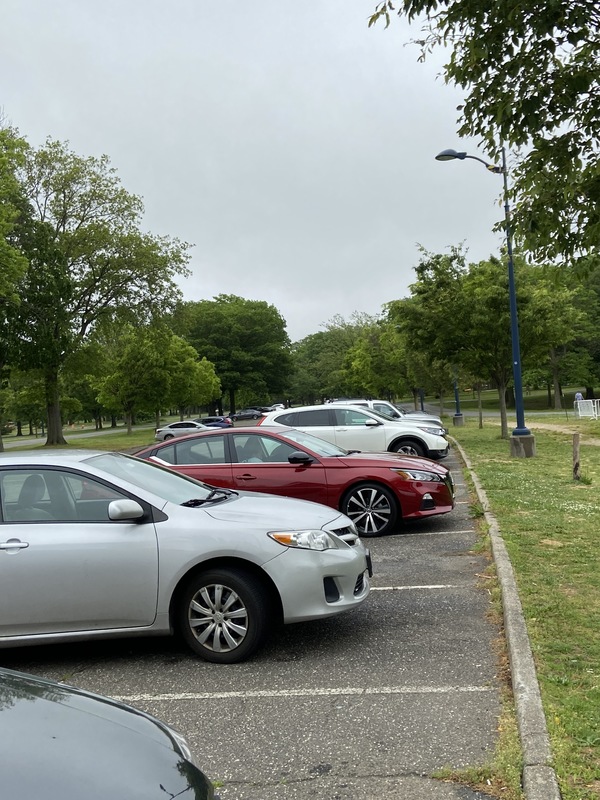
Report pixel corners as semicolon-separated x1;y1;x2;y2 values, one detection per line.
573;433;581;481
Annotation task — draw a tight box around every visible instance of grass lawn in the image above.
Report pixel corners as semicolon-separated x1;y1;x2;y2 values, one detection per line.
451;419;600;800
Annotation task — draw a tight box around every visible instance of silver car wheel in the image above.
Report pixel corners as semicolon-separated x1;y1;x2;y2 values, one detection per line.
179;568;270;663
188;582;248;653
342;483;398;537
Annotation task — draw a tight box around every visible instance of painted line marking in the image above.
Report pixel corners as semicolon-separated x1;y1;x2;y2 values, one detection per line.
371;584;459;591
116;685;495;703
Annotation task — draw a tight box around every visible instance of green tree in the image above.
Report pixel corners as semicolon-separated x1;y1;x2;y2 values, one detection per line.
166;336;221;421
370;0;600;262
174;295;291;413
6;137;190;445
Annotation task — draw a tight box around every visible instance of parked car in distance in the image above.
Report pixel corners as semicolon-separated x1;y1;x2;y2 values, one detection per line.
0;450;370;663
258;404;449;459
0;666;215;800
135;426;455;537
195;415;233;428
329;398;445;428
155;420;211;441
230;408;265;421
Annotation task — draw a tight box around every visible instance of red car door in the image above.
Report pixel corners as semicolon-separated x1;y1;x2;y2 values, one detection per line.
229;433;329;505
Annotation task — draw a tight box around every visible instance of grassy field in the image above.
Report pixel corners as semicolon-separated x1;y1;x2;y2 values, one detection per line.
451;419;600;800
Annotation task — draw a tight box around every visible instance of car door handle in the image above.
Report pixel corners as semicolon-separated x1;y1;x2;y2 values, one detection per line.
0;539;30;551
237;474;257;481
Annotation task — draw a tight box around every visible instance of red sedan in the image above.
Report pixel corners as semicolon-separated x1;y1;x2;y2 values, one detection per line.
134;426;455;537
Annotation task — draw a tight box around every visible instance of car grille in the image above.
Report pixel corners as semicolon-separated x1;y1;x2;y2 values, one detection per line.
331;525;360;545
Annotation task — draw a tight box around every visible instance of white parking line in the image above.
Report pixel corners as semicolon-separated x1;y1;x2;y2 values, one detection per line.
116;685;494;703
370;584;459;591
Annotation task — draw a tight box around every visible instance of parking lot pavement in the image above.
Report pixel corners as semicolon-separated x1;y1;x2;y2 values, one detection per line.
2;446;502;799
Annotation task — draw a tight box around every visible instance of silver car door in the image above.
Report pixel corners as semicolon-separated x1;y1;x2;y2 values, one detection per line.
0;469;159;637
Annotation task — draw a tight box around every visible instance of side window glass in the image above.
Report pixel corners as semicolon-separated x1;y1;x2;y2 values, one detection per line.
1;469;126;523
233;435;267;463
176;437;226;465
154;443;176;464
333;409;370;426
262;439;296;462
296;410;330;426
275;412;296;426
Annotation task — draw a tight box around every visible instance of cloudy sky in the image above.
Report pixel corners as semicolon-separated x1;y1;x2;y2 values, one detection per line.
2;1;506;342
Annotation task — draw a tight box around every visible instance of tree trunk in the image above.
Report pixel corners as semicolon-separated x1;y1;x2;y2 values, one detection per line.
477;384;483;429
498;380;509;439
155;410;161;430
585;386;595;400
126;409;133;435
553;372;562;410
228;387;236;415
44;368;67;445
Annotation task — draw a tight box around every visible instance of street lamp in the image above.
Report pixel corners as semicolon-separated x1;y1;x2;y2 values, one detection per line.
452;371;463;426
435;147;535;457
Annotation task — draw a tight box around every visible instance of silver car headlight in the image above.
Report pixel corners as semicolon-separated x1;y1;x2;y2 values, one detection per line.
391;468;444;482
268;530;340;550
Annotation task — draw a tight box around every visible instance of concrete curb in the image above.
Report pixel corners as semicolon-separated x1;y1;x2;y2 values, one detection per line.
450;438;562;800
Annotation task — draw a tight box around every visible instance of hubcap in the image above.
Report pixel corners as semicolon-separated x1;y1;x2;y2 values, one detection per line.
188;583;248;652
346;487;392;534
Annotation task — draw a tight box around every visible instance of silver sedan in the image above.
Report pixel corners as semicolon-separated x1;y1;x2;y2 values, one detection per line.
155;419;211;441
0;451;371;663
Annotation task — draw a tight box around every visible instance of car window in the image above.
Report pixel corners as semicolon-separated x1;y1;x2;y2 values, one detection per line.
0;468;127;523
333;408;373;426
152;443;176;463
273;412;296;426
295;409;331;426
232;435;268;463
277;429;346;456
175;436;227;465
259;437;297;462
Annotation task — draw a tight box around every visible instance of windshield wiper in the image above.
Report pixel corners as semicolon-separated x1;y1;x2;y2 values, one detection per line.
181;488;236;507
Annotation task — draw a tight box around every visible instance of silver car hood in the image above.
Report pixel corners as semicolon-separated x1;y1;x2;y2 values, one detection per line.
203;491;350;530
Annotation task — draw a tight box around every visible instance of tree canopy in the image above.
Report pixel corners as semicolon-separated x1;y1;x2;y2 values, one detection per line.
369;0;600;263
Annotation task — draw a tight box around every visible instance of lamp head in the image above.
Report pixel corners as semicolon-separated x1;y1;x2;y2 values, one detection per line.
435;149;467;162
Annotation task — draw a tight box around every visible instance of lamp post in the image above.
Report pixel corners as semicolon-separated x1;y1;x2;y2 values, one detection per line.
435;147;535;457
452;372;464;426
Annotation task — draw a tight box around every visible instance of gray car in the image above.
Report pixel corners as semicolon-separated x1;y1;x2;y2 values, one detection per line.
0;450;370;663
0;666;215;799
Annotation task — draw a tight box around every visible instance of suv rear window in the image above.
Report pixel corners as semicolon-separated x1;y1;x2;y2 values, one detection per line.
295;409;331;426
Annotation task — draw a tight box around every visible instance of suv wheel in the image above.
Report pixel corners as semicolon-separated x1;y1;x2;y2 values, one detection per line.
391;439;425;457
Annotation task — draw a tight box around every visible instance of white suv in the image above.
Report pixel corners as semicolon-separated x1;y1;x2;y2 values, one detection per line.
258;404;449;459
329;398;445;429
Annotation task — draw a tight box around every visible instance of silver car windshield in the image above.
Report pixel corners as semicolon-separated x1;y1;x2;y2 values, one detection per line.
84;452;213;504
278;429;347;456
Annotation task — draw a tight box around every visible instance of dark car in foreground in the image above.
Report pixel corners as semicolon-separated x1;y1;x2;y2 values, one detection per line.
0;666;215;800
135;426;455;537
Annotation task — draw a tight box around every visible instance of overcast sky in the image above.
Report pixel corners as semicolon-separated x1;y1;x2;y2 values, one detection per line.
2;1;506;342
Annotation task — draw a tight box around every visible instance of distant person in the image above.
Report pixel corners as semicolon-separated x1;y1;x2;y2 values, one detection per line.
575;391;584;402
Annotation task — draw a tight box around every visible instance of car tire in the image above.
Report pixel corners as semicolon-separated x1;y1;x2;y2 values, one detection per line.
391;439;425;457
179;568;271;664
341;482;399;537
252;414;259;420
164;434;174;440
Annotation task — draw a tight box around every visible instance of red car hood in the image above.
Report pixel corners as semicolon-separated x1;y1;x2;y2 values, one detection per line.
331;451;449;475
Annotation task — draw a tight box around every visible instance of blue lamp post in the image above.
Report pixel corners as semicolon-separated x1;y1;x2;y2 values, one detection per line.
435;147;535;457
